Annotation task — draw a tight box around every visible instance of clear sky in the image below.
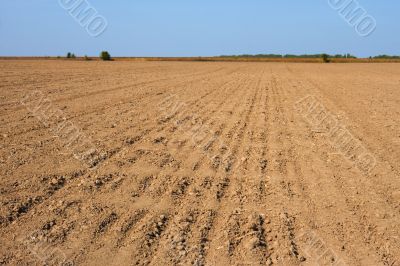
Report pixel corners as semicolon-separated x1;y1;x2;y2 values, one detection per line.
0;0;398;57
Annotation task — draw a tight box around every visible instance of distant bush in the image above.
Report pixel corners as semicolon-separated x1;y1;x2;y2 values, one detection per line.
100;51;111;61
84;55;91;61
67;52;76;59
322;54;330;63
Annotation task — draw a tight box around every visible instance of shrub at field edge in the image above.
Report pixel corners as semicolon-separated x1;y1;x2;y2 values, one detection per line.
100;51;111;61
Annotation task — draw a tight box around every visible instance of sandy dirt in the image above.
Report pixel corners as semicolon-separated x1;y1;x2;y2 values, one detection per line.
0;60;399;265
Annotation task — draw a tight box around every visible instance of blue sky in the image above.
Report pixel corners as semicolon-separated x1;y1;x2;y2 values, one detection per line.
0;0;398;57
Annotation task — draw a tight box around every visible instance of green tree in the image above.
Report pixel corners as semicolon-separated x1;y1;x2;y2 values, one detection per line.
100;51;111;61
67;52;71;58
321;54;330;63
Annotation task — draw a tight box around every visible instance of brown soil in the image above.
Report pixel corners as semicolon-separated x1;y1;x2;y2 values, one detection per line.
0;60;399;265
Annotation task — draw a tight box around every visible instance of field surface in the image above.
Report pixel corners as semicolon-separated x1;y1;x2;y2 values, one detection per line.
0;60;399;265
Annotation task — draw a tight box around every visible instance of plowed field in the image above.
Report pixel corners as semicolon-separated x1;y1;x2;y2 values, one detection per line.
1;60;399;265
